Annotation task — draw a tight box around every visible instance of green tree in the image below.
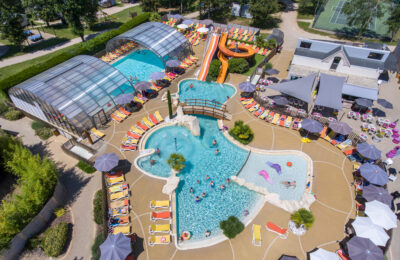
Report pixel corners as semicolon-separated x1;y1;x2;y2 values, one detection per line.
22;0;58;27
342;0;384;37
0;0;26;47
57;0;98;41
167;153;185;171
142;0;159;12
385;4;400;41
229;120;254;144
167;90;173;119
255;35;266;48
290;208;315;229
220;216;244;239
298;0;322;15
249;0;279;29
199;0;232;22
206;59;221;81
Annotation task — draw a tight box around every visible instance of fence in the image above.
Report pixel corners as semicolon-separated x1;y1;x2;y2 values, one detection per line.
1;182;67;260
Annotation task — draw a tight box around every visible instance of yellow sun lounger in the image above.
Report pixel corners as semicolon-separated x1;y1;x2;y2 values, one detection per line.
148;235;171;246
106;176;124;186
324;131;336;142
150;200;170;209
155;111;164;122
114;110;127;119
91;128;105;138
252;224;261;246
113;225;131;235
110;189;129;201
248;104;259;112
284;116;293;128
259;110;269;120
143;117;155;127
271;114;280;124
134;96;145;104
241;99;254;105
131;126;144;135
149;224;171;234
123;137;138;144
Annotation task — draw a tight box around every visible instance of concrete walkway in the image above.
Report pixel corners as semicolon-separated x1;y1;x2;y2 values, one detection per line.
0;117;101;259
0;3;140;68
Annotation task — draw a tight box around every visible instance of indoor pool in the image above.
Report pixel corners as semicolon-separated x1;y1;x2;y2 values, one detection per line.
137;116;262;241
112;49;164;92
179;79;235;105
238;152;308;201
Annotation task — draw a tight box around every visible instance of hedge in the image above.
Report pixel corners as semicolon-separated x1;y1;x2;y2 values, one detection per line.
93;190;104;225
91;233;106;260
220;216;244;239
41;222;69;257
77;160;97;174
206;59;222;82
0;12;151;98
228;58;249;74
0;136;58;249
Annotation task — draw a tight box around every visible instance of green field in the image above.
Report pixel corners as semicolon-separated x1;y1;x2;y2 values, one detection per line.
313;0;392;39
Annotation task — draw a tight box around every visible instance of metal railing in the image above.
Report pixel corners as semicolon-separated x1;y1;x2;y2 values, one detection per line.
181;99;231;120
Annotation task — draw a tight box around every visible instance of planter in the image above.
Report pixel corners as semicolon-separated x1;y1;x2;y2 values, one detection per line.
288;220;306;236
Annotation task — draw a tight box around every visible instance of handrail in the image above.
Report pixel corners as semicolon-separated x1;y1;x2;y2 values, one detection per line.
236;150;251;176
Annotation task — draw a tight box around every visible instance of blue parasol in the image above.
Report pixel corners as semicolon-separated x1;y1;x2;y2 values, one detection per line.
114;93;134;105
94;153;119;172
238;81;256;92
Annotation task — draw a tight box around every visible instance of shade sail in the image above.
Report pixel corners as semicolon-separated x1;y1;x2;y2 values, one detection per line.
266;73;317;103
342;84;378;101
314;74;345;110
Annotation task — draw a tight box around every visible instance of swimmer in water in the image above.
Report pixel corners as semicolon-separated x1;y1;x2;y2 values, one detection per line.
216;149;219;155
244;210;249;216
150;159;156;165
206;174;210;180
210;181;214;187
226;178;230;184
196;180;200;184
190;187;194;193
189;83;194;89
212;139;217;146
134;76;138;81
201;192;206;197
195;196;201;202
156;148;160;155
281;181;296;188
220;184;225;190
205;230;211;237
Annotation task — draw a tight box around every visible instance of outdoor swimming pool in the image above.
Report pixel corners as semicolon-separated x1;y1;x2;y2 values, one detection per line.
178;79;235;104
138;115;262;241
112;49;164;94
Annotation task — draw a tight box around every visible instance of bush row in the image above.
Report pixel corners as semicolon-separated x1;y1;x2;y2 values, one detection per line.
206;59;222;82
0;12;151;98
41;222;69;257
0;136;58;249
228;58;249;74
77;160;97;174
93;190;104;225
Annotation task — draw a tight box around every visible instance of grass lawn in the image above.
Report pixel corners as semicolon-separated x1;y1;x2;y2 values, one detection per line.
297;13;314;20
244;54;264;76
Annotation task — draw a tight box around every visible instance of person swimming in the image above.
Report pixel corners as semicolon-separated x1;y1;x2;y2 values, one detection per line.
220;184;225;190
210;181;214;187
212;139;217;146
196;180;200;184
134;76;138;81
189;83;194;89
244;210;249;216
205;230;211;237
156;148;160;155
201;192;206;197
150;159;156;165
190;187;194;193
195;196;201;202
226;178;230;184
216;149;219;155
206;174;210;180
281;181;296;188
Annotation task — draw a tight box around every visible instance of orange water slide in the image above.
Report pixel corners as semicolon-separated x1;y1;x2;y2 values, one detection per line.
218;32;255;58
216;51;228;83
197;34;220;81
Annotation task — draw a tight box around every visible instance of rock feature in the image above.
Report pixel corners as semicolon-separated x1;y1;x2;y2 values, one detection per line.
162;175;180;195
174;106;200;136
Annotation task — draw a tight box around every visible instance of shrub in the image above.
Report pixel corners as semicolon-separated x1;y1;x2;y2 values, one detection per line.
41;222;69;257
3;108;23;120
167;153;186;171
266;38;277;49
264;62;273;70
54;208;65;218
149;12;161;21
31;120;47;130
206;59;221;82
228;58;249;74
0;13;151;96
93;190;104;225
255;35;266;48
229;120;254;145
35;127;53;140
91;233;106;260
0;102;8;115
219;216;244;239
290;208;315;229
25;236;42;250
77;160;96;174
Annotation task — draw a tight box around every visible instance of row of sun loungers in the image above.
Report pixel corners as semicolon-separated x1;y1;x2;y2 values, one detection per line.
252;222;288;246
241;98;301;130
106;172;133;235
163;18;178;27
101;41;137;63
178;55;199;69
228;27;257;39
227;40;271;56
111;106;133;123
148;199;172;246
121;111;164;151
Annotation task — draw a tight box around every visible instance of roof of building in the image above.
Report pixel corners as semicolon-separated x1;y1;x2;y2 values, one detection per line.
314;74;345;110
294;38;392;70
106;22;190;61
266;73;317;103
266;29;284;46
9;55;132;120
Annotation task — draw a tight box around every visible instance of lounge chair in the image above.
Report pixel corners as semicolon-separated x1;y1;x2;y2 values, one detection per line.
131;126;144;135
245;101;257;109
154;111;164;122
241;99;254;105
337;139;352;150
292;118;300;130
110;189;129;201
143;117;155;128
266;222;288;239
151;211;171;221
119;107;131;116
279;115;287;126
113;225;131;235
149;114;159;125
324;131;336;142
111;114;123;123
109;216;130;226
148;235;171;246
284;116;292;128
134;96;145;104
240;97;251;101
252;224;261;246
110;199;129;209
320;126;328;138
254;107;265;117
105;171;123;179
271;113;280;124
149;224;171;234
122;137;138;145
137;122;149;131
113;111;127;120
248;104;260;112
120;144;137;151
150;200;170;209
91;128;105;138
259;110;269;120
111;205;129;216
126;131;140;139
109;183;128;194
106;176;125;186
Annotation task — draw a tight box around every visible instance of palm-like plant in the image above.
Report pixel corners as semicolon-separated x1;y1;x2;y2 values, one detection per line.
229;120;254;144
290;208;315;229
167;153;185;172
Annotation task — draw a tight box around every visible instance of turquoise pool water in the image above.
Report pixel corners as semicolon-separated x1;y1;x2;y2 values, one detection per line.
238;153;308;201
112;49;164;94
137;116;261;240
178;79;235;105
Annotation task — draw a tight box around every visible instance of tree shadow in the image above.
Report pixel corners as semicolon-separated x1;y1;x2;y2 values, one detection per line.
57;164;92;206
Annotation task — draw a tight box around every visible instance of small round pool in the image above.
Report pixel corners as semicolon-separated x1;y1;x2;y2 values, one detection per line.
178;79;235;104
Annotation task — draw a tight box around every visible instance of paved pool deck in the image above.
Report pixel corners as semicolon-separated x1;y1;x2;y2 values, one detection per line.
94;40;358;260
